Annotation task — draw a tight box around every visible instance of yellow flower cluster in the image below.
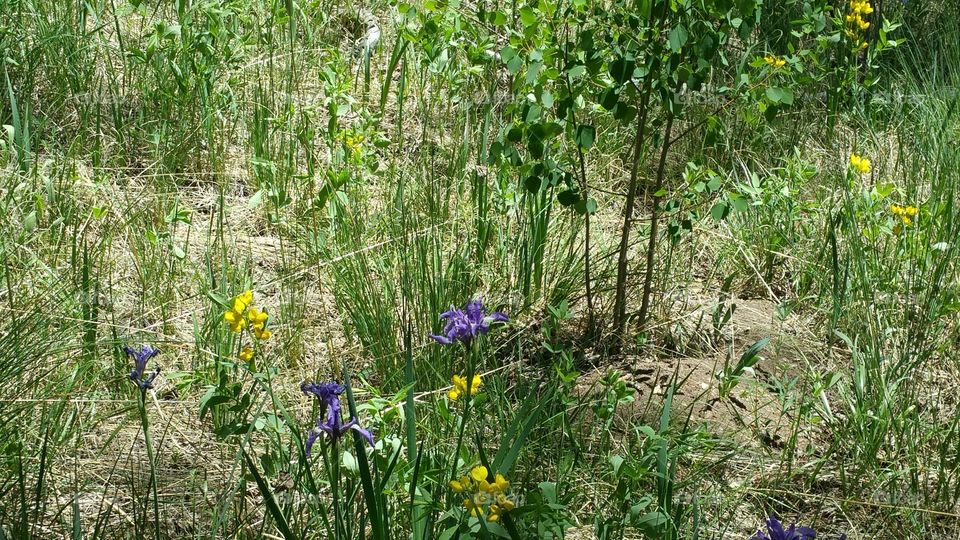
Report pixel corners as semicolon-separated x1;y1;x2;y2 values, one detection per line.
890;204;918;226
345;133;364;155
850;153;871;174
450;466;515;522
448;374;482;401
224;290;253;332
844;0;873;49
764;55;786;68
223;290;272;341
248;307;272;340
846;1;873;30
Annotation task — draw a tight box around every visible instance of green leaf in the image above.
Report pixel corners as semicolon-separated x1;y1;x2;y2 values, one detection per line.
875;181;895;198
730;194;749;212
199;388;232;421
380;37;409;111
527;137;544;159
438;525;459;540
488;10;507;25
23;211;37;232
519;7;538;27
539;482;558;503
668;25;689;52
248;189;265;209
613;102;637;123
507;54;523;74
501;47;523;74
599;88;619;111
710;201;729;221
707;176;723;193
608;56;636;84
634;510;669;534
524;175;543;192
541;90;554;108
342;449;359;473
557;189;579;206
735;337;770;372
765;86;794;105
541;122;563;139
525;61;543;85
260;453;276;476
574;125;595;149
574;198;597;215
609;455;625;476
485;521;511;538
566;64;586;79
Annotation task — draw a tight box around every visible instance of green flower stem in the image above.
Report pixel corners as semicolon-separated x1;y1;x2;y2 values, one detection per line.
137;391;161;540
448;341;478;492
324;438;345;540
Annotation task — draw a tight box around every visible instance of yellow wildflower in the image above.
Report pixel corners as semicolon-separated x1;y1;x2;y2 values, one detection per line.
845;0;873;38
223;290;273;339
489;473;510;493
448;374;482;401
764;55;786;68
255;327;272;340
487;494;517;522
851;0;873;15
890;203;919;227
345;133;364;155
463;498;479;517
224;290;254;333
462;489;494;519
450;475;473;492
850;153;871;174
224;310;246;332
247;307;272;340
235;290;253;312
470;466;488;483
248;307;267;326
239;346;253;363
454;466;516;521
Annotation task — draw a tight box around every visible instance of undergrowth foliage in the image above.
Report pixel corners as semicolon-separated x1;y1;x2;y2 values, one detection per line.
1;0;960;538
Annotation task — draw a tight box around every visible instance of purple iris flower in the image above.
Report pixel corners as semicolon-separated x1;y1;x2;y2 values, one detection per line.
751;515;845;540
124;345;160;391
429;298;508;345
301;381;345;407
302;381;374;457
